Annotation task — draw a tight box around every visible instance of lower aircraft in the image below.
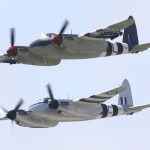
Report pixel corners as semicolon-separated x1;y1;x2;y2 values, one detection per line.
0;16;150;66
0;79;149;128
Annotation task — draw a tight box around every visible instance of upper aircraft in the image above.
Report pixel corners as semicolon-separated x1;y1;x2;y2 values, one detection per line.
0;16;150;66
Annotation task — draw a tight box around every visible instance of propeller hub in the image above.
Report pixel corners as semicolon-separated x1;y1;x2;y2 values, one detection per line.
6;110;16;120
7;46;17;56
52;35;63;45
49;100;59;109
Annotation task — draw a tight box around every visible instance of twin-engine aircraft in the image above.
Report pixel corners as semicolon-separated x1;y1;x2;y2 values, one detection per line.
0;16;150;66
0;79;149;128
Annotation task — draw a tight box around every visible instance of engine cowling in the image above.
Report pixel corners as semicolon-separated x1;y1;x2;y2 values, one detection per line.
49;100;59;109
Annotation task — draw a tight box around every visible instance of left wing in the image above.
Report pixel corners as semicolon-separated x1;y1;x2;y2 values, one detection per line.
76;85;125;105
0;55;19;64
79;16;135;40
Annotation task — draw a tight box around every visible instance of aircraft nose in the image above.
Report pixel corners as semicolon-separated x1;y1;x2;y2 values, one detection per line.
7;46;17;56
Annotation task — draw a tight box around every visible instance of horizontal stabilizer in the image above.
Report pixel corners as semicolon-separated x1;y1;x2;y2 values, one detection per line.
132;43;150;53
126;104;150;114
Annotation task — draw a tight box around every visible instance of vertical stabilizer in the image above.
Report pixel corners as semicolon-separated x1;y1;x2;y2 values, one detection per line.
118;79;133;107
123;16;139;50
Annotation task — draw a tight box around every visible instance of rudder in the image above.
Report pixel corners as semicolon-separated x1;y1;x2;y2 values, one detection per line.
123;16;139;50
118;79;133;107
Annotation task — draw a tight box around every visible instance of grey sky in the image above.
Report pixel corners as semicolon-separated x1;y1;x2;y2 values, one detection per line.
0;0;150;150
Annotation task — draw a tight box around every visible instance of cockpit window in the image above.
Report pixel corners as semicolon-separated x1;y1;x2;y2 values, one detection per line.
46;33;56;39
43;98;50;103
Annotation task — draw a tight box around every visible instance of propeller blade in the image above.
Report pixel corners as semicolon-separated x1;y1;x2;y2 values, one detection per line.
0;106;7;119
59;20;69;36
11;120;13;126
0;106;8;113
46;84;54;101
10;28;15;46
14;98;24;111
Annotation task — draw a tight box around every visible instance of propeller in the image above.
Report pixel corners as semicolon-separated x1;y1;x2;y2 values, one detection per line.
47;84;55;101
0;106;8;113
6;99;24;121
59;20;69;36
10;28;15;47
7;28;18;56
52;20;69;45
0;106;8;119
46;84;59;109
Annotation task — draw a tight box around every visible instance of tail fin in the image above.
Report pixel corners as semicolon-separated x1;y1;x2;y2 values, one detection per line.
118;79;133;107
123;16;139;50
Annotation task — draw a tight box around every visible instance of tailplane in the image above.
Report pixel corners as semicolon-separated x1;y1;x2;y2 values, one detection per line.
118;79;133;107
119;79;150;115
127;104;150;114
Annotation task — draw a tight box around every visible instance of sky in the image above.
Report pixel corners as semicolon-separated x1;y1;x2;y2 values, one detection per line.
0;0;150;150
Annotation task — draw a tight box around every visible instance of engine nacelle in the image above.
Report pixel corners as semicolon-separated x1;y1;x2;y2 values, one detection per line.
105;42;129;56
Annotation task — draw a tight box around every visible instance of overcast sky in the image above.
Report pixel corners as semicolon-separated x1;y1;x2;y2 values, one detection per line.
0;0;150;150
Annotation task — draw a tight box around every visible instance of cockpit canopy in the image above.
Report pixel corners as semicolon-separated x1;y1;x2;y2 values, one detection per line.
30;33;78;47
30;39;52;47
43;97;51;103
27;97;73;110
29;33;54;47
46;33;56;38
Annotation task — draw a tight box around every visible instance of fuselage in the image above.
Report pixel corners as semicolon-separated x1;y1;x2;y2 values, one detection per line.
15;99;126;128
16;34;129;66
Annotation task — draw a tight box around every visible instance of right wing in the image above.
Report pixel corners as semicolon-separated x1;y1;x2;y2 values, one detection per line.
75;85;125;105
79;16;135;40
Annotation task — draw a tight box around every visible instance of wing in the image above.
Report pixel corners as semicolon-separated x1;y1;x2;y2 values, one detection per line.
79;16;135;40
0;55;19;64
76;85;125;105
0;117;8;120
